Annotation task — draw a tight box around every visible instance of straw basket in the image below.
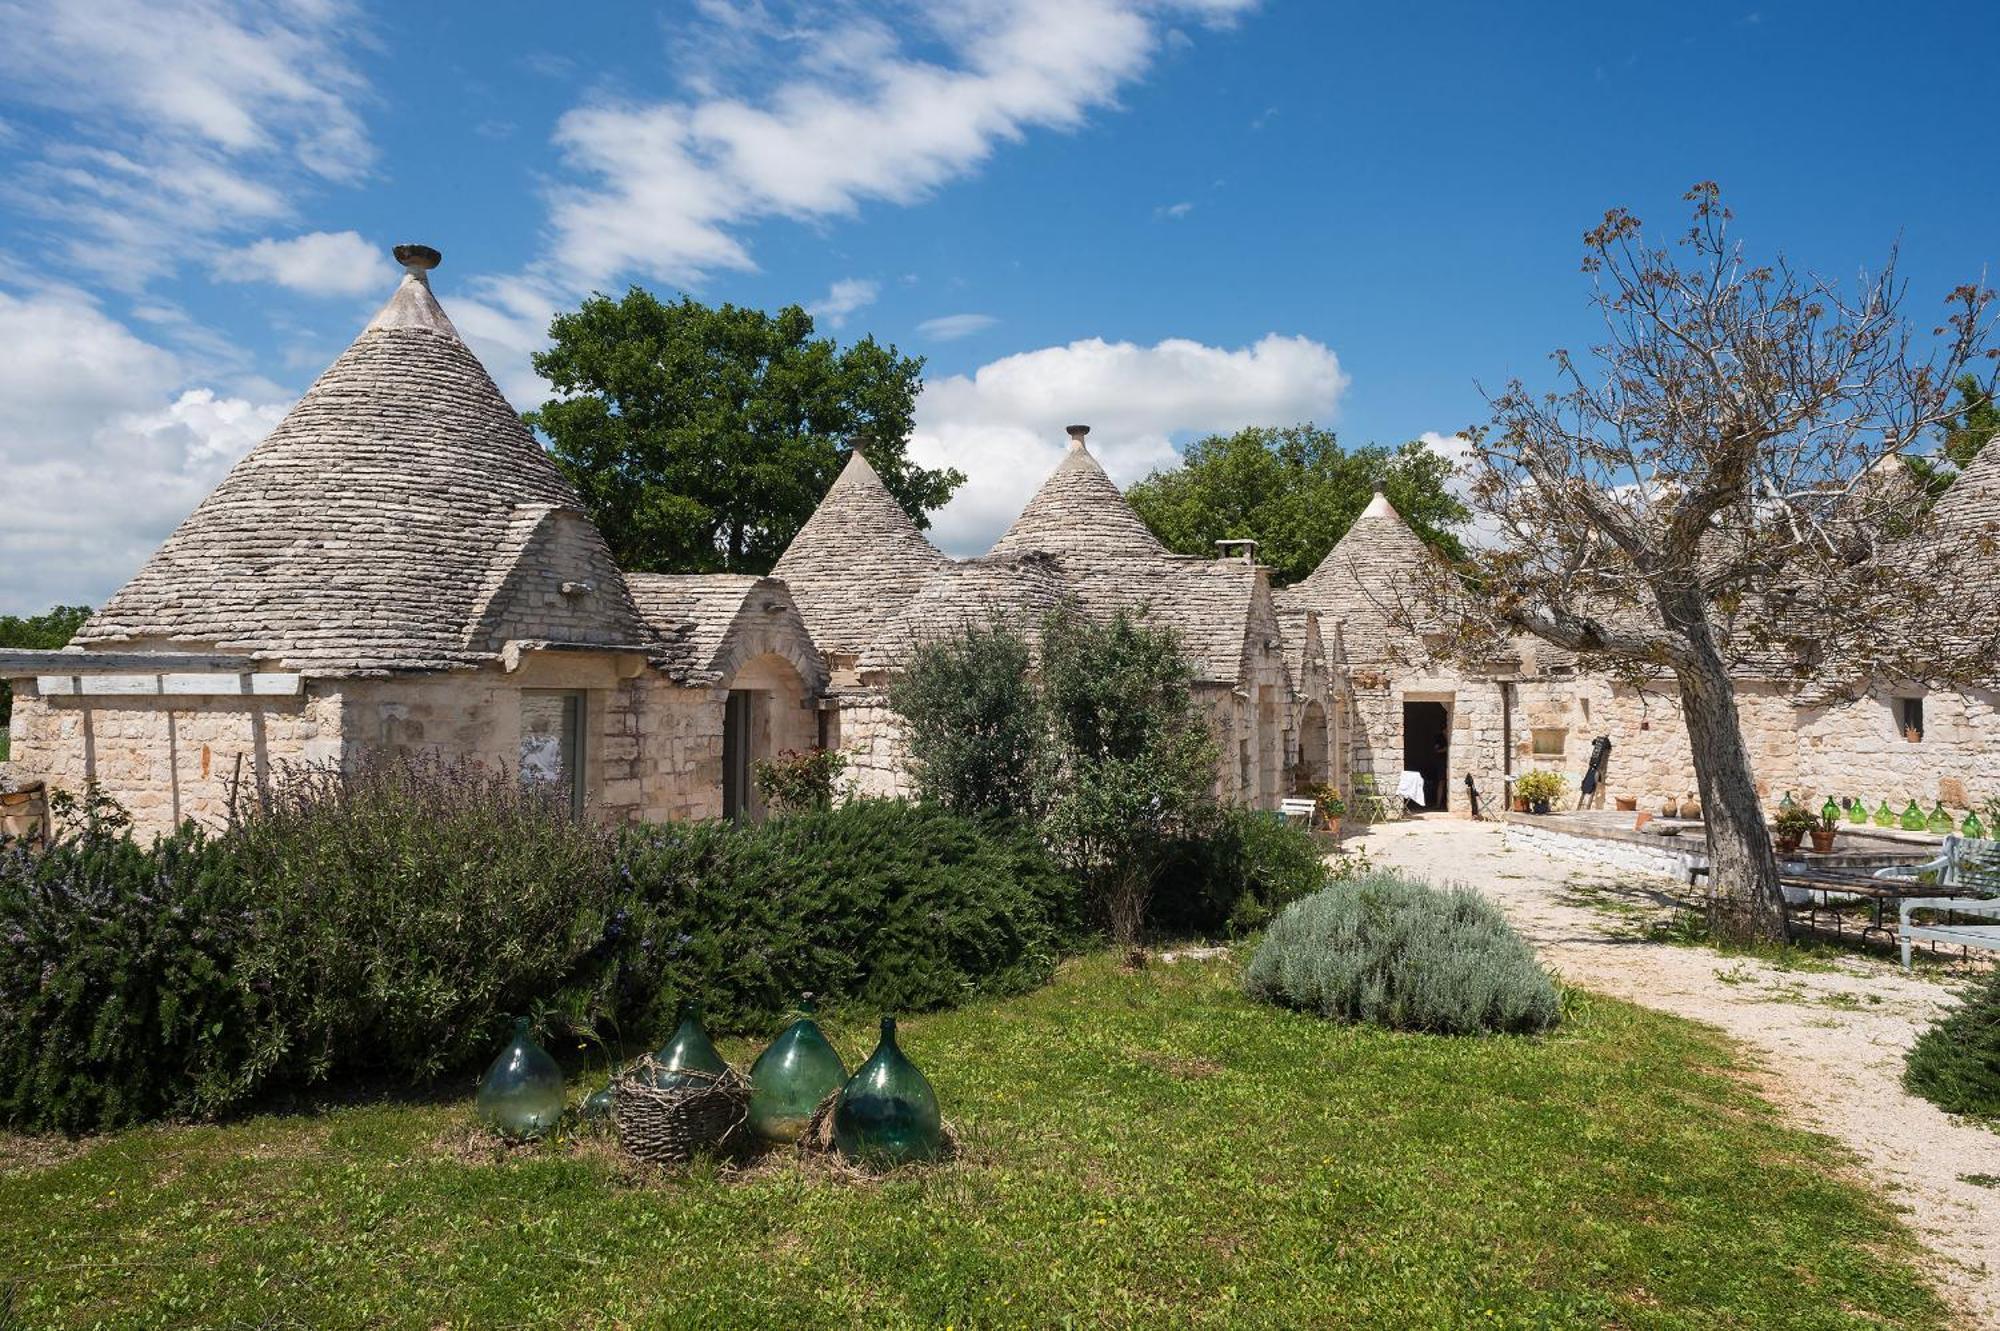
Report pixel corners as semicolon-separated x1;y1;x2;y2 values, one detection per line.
612;1057;751;1166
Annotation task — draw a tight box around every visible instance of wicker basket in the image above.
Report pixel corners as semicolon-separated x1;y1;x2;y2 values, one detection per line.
612;1057;751;1166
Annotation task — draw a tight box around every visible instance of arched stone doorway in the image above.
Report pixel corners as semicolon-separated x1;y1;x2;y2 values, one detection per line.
720;651;818;821
1296;701;1331;792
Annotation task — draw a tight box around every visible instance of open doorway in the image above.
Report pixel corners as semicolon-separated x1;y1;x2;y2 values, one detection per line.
1402;700;1450;811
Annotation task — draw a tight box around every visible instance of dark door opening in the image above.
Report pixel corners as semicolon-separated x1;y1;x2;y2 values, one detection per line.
722;689;753;821
1402;701;1450;811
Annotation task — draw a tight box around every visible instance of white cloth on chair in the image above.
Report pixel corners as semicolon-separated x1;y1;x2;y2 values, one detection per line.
1396;770;1427;807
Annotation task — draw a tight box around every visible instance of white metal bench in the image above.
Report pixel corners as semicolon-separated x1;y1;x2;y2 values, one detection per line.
1279;798;1319;828
1874;835;2000;968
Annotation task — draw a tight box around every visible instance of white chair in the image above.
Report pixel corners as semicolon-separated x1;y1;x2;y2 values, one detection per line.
1279;798;1319;829
1875;835;2000;968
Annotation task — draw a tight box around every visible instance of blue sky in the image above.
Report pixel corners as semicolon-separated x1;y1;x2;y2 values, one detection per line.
2;0;1995;613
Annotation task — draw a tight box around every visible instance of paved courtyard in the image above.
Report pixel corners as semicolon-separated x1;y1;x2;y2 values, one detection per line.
1353;816;2000;1327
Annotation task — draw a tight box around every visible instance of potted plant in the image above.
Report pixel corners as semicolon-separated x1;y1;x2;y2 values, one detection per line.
1308;782;1346;839
1514;769;1567;815
1809;806;1839;855
1772;804;1814;855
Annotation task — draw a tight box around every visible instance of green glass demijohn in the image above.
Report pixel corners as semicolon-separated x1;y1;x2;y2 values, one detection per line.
1901;799;1928;832
833;1016;942;1167
748;997;849;1143
582;1084;614;1121
1873;799;1896;828
1820;796;1840;825
476;1017;566;1140
1927;802;1955;835
651;1003;729;1090
1965;810;1988;840
1778;791;1798;814
1845;797;1868;825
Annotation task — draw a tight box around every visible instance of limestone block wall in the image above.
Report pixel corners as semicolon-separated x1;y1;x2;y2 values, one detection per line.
1795;688;2000;811
5;681;343;838
624;675;728;822
829;692;915;800
1346;669;1506;814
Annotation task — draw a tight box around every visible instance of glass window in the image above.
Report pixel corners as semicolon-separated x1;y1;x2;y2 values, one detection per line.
521;690;585;815
1897;697;1924;743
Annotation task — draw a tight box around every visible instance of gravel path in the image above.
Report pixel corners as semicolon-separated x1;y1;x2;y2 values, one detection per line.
1352;816;2000;1329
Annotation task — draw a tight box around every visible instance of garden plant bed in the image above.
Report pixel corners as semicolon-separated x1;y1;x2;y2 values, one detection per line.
0;953;1953;1329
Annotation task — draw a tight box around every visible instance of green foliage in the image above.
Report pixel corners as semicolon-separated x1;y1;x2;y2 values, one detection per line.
1124;425;1469;584
1909;373;2000;498
525;290;963;573
1307;781;1346;818
750;747;848;815
890;620;1049;820
0;813;261;1133
1512;769;1568;805
1245;871;1561;1035
0;605;90;728
1040;609;1220;943
1904;970;2000;1119
1152;807;1329;937
605;801;1075;1038
0;760;1074;1132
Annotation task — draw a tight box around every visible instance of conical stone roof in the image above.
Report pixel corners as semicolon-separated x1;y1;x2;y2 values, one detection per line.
771;450;946;656
1937;431;2000;535
76;249;647;674
990;430;1168;563
1283;490;1438;665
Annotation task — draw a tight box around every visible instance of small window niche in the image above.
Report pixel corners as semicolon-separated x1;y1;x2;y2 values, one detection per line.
1531;727;1567;758
1896;696;1924;743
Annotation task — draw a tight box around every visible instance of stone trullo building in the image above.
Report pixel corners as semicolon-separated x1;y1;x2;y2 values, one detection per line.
3;247;1996;838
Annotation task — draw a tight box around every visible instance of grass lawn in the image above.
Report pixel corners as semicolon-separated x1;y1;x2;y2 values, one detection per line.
0;951;1951;1330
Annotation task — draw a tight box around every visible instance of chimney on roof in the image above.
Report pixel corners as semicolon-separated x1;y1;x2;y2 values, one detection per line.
393;244;441;281
1215;538;1258;564
1066;424;1089;451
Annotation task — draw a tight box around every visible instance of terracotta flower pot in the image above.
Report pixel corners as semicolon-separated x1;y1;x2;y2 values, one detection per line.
1633;811;1653;831
1809;827;1837;855
1614;796;1637;812
1512;796;1529;813
1775;832;1803;855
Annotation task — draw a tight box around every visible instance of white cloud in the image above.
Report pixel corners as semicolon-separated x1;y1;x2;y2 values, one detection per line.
912;332;1348;554
1419;429;1504;548
0;0;374;288
533;0;1256;293
216;229;394;298
807;277;880;329
0;289;286;612
917;313;998;341
1156;201;1194;219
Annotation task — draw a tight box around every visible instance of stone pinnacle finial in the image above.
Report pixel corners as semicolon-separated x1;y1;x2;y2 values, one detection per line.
393;244;442;277
1066;424;1090;451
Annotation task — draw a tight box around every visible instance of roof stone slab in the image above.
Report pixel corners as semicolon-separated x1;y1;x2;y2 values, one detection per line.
75;258;648;676
771;450;946;656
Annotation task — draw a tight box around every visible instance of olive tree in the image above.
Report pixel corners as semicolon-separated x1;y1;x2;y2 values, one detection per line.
1421;185;2000;942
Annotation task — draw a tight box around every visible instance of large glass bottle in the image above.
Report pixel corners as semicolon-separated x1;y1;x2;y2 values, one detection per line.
476;1017;566;1140
833;1016;942;1167
1927;802;1956;835
651;1004;729;1090
1873;799;1897;828
1845;797;1868;825
1820;797;1840;826
1901;799;1928;832
1965;810;1988;840
1779;791;1798;814
748;997;849;1143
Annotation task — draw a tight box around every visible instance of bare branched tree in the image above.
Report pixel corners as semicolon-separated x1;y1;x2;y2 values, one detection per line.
1416;184;2000;942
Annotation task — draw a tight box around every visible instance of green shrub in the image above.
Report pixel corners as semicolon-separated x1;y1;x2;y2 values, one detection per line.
891;620;1049;821
751;747;848;815
1154;808;1329;937
0;762;1080;1132
1904;972;2000;1119
605;800;1077;1036
0;817;263;1132
1244;872;1560;1035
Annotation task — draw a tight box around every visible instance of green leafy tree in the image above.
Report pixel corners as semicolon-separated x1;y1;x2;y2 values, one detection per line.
1125;425;1470;584
526;291;964;573
0;604;91;730
1040;609;1220;944
1908;373;2000;498
891;621;1050;821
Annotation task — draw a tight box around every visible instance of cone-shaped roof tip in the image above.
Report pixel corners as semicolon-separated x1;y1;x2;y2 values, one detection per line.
367;243;460;339
1360;489;1398;519
1066;424;1089;451
394;243;441;273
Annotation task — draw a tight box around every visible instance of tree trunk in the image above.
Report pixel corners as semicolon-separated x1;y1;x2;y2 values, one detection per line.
1674;651;1787;943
